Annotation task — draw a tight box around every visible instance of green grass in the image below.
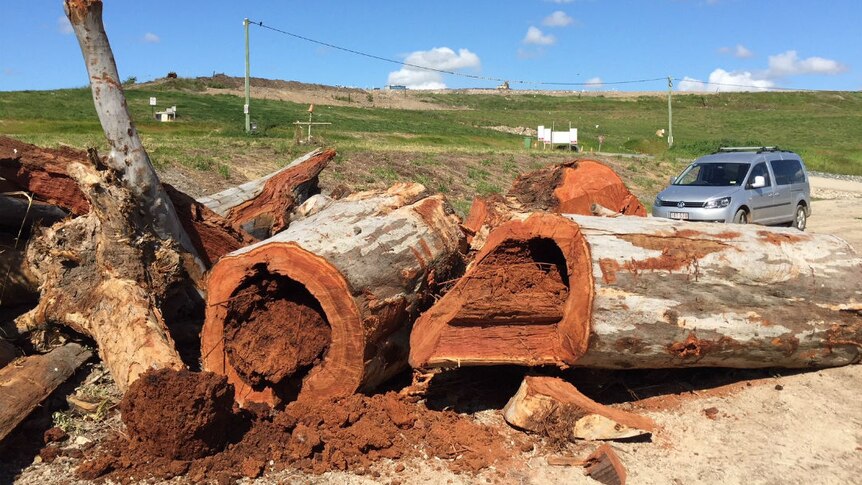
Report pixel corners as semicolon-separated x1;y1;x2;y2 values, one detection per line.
1;82;860;215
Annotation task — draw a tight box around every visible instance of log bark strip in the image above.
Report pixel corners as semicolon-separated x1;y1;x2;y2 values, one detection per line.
0;343;91;443
197;148;334;238
411;214;862;370
503;376;655;440
202;183;465;406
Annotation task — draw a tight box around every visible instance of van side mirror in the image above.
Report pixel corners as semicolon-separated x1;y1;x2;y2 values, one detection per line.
751;175;766;189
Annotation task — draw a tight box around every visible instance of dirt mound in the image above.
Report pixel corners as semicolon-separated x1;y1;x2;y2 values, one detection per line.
79;390;521;482
119;369;234;460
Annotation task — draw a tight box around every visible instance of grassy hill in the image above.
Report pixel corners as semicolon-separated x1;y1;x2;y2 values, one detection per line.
1;79;860;213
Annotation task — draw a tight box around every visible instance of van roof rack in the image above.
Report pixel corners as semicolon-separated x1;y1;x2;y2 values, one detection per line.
716;146;783;153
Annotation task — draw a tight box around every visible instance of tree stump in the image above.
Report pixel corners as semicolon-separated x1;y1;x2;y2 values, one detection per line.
202;183;465;406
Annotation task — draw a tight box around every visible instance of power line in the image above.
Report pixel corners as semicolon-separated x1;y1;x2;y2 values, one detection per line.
248;20;666;88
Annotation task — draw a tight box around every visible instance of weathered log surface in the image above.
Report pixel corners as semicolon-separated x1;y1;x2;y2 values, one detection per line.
16;162;185;391
197;148;334;238
0;343;91;443
503;376;655;440
568;215;862;369
0;339;18;369
203;183;465;406
0;237;39;308
411;214;862;370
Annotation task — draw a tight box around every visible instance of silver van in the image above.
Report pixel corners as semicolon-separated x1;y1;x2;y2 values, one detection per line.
652;147;811;230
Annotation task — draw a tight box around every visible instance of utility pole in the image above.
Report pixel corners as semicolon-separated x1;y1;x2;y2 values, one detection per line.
667;76;674;147
243;18;251;133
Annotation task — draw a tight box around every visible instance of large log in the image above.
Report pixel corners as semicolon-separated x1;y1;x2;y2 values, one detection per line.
202;183;465;407
0;343;91;443
197;148;334;238
410;213;862;370
16;162;185;391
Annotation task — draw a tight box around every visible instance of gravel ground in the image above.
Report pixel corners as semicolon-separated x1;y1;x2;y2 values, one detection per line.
808;171;862;183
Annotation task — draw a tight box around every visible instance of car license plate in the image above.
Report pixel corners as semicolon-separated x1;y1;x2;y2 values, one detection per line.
669;212;689;220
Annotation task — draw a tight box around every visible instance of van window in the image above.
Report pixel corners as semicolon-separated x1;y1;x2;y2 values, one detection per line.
674;162;750;186
748;162;771;187
770;159;805;185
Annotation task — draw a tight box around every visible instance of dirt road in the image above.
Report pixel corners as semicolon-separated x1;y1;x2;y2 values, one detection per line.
808;175;862;251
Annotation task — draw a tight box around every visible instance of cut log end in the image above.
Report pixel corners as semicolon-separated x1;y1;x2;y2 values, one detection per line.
410;213;594;369
203;244;363;407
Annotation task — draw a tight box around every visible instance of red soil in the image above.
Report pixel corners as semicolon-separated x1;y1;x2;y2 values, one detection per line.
78;370;520;482
223;272;330;395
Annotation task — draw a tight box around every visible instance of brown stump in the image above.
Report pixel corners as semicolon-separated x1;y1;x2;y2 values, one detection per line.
411;214;862;371
508;159;646;217
202;183;465;407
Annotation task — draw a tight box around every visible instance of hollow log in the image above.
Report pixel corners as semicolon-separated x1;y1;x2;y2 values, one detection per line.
197;148;334;238
0;343;91;443
202;183;465;407
15;162;186;391
410;213;862;370
503;376;655;440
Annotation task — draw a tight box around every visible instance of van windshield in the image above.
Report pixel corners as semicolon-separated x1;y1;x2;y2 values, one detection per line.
673;162;751;186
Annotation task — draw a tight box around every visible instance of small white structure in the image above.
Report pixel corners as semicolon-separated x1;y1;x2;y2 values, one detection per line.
537;125;578;151
155;106;177;122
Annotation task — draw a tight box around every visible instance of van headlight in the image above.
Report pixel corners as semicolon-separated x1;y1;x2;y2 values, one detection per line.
654;196;664;207
704;197;731;209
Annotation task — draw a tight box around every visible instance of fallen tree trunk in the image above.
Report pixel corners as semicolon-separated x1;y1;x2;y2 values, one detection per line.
202;183;465;407
197;148;334;238
410;213;862;370
0;343;91;443
16;162;186;391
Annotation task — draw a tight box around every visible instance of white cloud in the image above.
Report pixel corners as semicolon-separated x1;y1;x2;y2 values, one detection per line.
57;15;73;35
523;26;555;45
543;11;574;27
767;50;846;77
678;69;774;92
143;32;160;43
718;44;753;58
387;47;480;90
585;77;603;88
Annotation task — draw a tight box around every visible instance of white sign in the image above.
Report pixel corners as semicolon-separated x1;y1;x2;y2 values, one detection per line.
243;104;249;114
149;97;157;106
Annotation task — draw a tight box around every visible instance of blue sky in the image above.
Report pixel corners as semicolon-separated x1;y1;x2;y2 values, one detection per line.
1;0;859;92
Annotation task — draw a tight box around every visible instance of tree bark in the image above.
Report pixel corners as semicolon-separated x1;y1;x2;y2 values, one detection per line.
202;183;465;407
0;343;91;443
410;213;862;371
64;0;202;267
197;148;334;238
16;162;186;392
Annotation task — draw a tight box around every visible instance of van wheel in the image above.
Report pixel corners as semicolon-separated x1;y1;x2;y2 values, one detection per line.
732;208;749;224
792;204;807;231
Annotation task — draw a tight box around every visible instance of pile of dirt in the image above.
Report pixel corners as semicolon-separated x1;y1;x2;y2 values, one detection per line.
77;369;523;483
119;369;235;460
